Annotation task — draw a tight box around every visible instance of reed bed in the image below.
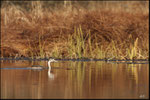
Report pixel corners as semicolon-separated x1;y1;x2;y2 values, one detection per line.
1;1;149;60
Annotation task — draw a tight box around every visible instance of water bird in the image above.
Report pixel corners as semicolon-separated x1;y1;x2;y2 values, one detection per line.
31;65;45;70
0;59;58;71
30;59;57;70
47;59;57;79
48;59;58;69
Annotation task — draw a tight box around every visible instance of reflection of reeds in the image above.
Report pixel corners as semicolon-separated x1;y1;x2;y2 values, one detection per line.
126;64;140;84
64;61;148;98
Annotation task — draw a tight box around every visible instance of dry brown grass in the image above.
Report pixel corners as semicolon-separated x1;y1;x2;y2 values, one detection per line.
1;1;149;59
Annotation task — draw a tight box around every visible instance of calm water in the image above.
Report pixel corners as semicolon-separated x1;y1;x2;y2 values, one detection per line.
1;60;149;99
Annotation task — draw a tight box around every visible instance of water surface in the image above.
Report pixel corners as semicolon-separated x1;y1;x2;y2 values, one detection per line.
1;60;149;99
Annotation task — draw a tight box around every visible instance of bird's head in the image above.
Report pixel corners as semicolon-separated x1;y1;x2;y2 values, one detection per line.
49;59;57;63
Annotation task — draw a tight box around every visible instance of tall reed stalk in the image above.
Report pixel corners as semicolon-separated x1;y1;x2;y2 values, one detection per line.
67;25;87;58
127;38;139;59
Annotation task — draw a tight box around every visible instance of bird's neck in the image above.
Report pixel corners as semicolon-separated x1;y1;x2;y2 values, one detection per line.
48;61;51;69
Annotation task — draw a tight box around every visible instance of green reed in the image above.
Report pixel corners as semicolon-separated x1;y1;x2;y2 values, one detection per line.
51;45;62;58
26;25;146;60
26;31;47;59
127;37;139;59
67;25;87;58
67;26;120;59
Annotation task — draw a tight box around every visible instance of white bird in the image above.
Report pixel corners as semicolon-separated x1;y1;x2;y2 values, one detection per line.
48;59;57;69
47;59;57;79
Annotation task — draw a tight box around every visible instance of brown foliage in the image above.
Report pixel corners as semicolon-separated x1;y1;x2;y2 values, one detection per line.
1;2;149;59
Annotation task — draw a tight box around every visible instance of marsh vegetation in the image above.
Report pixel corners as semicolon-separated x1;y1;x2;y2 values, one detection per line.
1;1;149;60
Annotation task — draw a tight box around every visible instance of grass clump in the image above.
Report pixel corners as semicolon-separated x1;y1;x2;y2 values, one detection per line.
67;26;89;58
